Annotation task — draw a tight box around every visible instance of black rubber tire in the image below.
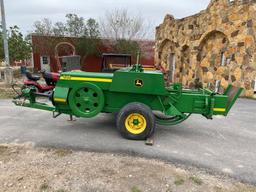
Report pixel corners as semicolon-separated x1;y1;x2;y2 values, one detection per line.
117;102;155;140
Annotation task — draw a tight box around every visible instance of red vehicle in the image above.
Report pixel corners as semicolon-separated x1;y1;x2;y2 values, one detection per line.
23;70;60;93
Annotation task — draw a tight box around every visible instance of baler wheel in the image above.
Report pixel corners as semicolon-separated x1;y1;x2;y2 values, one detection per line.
117;102;155;140
68;82;104;118
154;112;191;126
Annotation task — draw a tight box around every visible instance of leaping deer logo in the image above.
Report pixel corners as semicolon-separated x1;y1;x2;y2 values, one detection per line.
135;79;143;87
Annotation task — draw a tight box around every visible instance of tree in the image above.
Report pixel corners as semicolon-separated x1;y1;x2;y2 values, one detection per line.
85;18;100;38
53;22;66;36
0;32;4;61
33;14;96;37
65;14;85;37
33;18;53;36
8;26;31;63
76;18;102;64
32;15;102;65
100;9;151;58
100;9;151;40
114;39;140;58
0;26;31;64
33;19;67;36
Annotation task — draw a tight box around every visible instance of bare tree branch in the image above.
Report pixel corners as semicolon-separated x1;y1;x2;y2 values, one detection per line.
33;18;53;36
100;9;153;40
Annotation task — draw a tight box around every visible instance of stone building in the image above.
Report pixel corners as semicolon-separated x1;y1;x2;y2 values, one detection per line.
155;0;256;96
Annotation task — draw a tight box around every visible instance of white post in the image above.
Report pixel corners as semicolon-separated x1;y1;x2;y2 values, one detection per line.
0;0;13;84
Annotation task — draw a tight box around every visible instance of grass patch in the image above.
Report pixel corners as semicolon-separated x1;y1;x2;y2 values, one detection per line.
0;90;15;99
189;176;203;185
131;186;142;192
0;85;17;99
0;82;23;99
55;189;66;192
174;177;185;186
54;149;72;157
40;182;50;192
0;146;8;154
0;145;15;162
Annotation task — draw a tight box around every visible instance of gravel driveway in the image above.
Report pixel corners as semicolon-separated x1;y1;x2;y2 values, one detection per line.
0;99;255;184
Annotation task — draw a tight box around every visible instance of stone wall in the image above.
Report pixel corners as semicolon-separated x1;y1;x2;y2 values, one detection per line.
155;0;256;96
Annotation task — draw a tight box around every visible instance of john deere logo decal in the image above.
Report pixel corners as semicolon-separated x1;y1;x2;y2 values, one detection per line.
135;79;143;87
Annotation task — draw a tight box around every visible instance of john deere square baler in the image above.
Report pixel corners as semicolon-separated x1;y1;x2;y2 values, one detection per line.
13;64;243;140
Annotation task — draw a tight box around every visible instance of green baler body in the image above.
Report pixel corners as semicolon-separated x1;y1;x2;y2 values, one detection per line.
12;64;243;141
13;65;243;128
51;66;242;119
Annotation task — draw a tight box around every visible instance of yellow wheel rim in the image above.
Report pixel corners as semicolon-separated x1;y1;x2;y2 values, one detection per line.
125;113;147;135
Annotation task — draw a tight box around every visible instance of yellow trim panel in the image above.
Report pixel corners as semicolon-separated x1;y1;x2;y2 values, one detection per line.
213;108;226;112
144;68;156;71
60;76;113;83
54;98;66;103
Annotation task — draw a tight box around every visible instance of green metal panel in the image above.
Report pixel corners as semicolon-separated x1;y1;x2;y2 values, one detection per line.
212;95;228;115
53;87;69;103
102;92;163;113
169;92;210;114
110;70;168;96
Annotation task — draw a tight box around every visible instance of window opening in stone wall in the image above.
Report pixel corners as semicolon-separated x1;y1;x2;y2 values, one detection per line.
215;80;221;93
221;52;226;66
168;53;176;82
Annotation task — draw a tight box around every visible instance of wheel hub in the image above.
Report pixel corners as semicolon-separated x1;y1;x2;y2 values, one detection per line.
125;113;147;135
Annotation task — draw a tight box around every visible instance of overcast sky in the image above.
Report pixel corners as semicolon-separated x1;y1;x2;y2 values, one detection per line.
4;0;210;36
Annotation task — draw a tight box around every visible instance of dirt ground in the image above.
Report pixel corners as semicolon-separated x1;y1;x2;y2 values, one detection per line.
0;77;24;99
0;86;16;99
0;143;255;192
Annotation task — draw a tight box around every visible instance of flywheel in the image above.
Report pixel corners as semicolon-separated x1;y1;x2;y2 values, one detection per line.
68;82;105;118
